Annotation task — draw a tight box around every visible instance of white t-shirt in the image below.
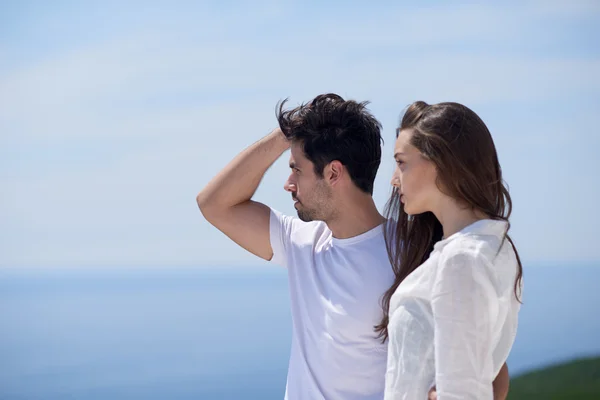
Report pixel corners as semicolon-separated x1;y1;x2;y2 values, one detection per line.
384;219;521;400
269;209;395;400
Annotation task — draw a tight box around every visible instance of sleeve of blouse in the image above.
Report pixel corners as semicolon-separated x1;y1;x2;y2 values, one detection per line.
431;247;499;400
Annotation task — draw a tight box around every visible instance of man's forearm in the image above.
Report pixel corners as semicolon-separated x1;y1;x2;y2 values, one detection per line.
197;128;289;214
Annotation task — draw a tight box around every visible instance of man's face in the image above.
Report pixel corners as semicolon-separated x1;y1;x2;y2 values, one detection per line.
284;142;333;222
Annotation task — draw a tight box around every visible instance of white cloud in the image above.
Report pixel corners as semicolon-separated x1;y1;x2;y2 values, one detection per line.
2;0;598;141
531;0;600;16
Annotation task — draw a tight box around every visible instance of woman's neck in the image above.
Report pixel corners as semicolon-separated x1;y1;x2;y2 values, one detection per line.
433;197;488;239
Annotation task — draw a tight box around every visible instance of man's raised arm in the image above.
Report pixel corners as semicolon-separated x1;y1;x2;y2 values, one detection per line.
196;128;289;260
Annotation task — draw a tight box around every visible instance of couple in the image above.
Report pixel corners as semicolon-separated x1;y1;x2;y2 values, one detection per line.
196;93;523;399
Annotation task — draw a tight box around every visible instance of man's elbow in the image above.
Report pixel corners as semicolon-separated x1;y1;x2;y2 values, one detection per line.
196;191;236;228
196;191;218;220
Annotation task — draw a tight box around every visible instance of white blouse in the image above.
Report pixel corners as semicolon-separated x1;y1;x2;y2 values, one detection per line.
384;219;521;400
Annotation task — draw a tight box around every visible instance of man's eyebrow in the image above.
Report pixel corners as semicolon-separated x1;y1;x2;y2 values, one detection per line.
394;152;404;159
289;161;297;169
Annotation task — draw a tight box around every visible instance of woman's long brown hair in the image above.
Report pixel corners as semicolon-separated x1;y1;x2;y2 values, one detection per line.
375;101;523;342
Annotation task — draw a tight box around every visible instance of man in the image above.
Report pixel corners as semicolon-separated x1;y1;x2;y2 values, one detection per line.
196;93;509;399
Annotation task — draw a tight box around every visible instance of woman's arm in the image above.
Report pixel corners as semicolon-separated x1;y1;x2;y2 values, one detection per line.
428;363;509;400
493;363;509;400
431;249;499;399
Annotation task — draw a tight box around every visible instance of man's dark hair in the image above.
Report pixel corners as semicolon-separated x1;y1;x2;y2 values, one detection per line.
276;93;383;195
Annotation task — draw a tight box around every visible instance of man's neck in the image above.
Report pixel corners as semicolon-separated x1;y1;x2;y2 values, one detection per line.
326;195;385;239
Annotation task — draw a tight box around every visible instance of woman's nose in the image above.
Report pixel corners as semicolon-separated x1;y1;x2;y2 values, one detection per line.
390;173;400;188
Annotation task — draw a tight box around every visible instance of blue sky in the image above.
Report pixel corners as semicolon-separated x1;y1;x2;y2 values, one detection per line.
1;0;599;268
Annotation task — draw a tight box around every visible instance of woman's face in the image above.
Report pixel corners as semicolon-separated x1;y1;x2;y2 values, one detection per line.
391;129;440;215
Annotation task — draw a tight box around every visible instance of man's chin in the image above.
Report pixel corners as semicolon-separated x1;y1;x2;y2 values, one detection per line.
296;211;313;222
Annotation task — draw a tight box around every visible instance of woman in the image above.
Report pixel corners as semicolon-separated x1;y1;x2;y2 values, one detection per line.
376;101;523;399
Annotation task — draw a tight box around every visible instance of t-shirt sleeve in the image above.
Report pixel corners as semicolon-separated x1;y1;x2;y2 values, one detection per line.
269;208;296;268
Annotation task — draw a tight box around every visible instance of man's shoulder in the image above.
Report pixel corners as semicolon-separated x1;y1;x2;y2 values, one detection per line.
274;211;331;243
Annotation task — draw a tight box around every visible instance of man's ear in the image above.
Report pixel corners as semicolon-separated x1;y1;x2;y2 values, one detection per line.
326;160;344;186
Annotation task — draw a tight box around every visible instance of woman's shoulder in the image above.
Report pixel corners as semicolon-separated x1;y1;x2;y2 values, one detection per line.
435;219;509;264
437;235;495;265
435;225;519;288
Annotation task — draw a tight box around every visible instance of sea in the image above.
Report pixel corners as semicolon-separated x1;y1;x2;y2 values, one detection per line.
1;263;599;399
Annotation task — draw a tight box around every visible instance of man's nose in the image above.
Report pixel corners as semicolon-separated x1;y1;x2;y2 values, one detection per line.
284;177;296;192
